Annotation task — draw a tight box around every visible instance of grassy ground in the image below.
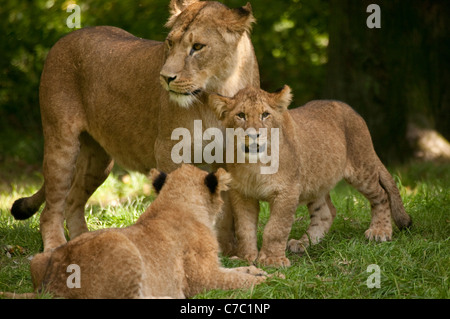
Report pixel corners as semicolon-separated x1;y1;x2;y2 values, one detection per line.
0;161;449;299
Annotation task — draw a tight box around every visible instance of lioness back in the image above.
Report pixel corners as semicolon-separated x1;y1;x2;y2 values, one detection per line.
41;26;164;172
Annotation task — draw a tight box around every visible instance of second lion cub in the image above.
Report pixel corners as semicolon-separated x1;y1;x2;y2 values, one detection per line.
209;86;412;267
29;164;268;298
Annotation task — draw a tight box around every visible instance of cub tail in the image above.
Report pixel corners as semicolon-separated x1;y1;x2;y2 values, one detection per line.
378;166;412;230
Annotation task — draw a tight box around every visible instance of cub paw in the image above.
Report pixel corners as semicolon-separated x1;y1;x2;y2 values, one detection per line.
365;228;392;242
257;255;291;268
243;265;268;277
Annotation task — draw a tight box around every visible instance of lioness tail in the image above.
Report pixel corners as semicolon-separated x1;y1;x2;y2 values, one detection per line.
11;184;45;220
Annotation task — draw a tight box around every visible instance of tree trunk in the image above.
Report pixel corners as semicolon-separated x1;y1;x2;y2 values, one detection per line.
325;0;450;163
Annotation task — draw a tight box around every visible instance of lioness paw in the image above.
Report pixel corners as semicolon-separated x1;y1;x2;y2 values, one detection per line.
365;228;392;242
230;252;258;264
241;252;258;264
257;255;291;268
287;239;307;253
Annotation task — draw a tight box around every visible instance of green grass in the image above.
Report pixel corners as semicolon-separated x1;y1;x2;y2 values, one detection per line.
1;162;449;299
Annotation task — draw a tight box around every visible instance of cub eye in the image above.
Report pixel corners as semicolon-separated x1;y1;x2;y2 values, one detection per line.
166;39;173;49
261;112;270;119
190;43;205;55
236;112;246;119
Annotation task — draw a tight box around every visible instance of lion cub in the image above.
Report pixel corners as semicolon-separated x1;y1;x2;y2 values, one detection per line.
30;164;267;298
209;86;412;267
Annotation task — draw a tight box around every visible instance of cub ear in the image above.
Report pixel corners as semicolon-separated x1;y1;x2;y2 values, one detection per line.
226;2;256;34
166;0;200;28
271;85;292;111
204;168;231;194
208;94;233;121
150;169;167;193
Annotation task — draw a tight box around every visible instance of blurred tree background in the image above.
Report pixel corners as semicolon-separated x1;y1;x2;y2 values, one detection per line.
1;0;449;169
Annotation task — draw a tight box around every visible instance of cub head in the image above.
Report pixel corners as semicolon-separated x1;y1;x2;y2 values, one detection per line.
150;164;231;226
160;0;256;108
209;85;292;160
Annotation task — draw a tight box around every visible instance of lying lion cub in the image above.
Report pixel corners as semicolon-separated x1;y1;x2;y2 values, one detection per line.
209;86;412;267
30;164;267;298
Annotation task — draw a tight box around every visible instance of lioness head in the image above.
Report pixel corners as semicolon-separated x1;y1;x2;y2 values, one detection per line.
150;164;231;226
160;0;256;108
209;85;292;160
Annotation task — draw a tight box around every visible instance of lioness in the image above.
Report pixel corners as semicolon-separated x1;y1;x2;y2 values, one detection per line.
209;86;412;267
11;0;259;253
28;164;267;298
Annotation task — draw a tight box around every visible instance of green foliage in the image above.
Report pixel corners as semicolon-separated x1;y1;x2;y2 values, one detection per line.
241;0;329;105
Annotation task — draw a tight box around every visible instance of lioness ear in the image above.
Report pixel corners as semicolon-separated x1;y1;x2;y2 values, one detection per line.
204;168;231;194
150;169;167;193
272;85;292;111
208;94;233;121
226;2;256;34
166;0;200;28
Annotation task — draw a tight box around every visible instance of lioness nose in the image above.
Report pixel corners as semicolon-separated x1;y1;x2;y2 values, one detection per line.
160;73;177;85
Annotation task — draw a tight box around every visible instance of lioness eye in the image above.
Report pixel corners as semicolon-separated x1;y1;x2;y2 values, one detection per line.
192;43;205;51
261;112;270;119
190;43;205;55
237;112;246;119
166;39;173;49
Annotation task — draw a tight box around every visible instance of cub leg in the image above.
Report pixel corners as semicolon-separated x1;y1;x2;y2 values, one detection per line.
184;251;267;297
346;167;393;241
258;196;298;267
40;131;81;251
200;266;267;295
65;132;113;239
233;265;268;276
287;194;336;253
230;189;260;263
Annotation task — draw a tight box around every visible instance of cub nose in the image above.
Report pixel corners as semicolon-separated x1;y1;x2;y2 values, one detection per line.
160;73;177;85
247;132;260;140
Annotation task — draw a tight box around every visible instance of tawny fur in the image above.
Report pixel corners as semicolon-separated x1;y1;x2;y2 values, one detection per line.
27;165;267;299
210;86;412;268
10;0;259;254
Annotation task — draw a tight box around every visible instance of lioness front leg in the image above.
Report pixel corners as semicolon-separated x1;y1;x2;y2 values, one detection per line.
258;197;298;267
230;190;260;263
